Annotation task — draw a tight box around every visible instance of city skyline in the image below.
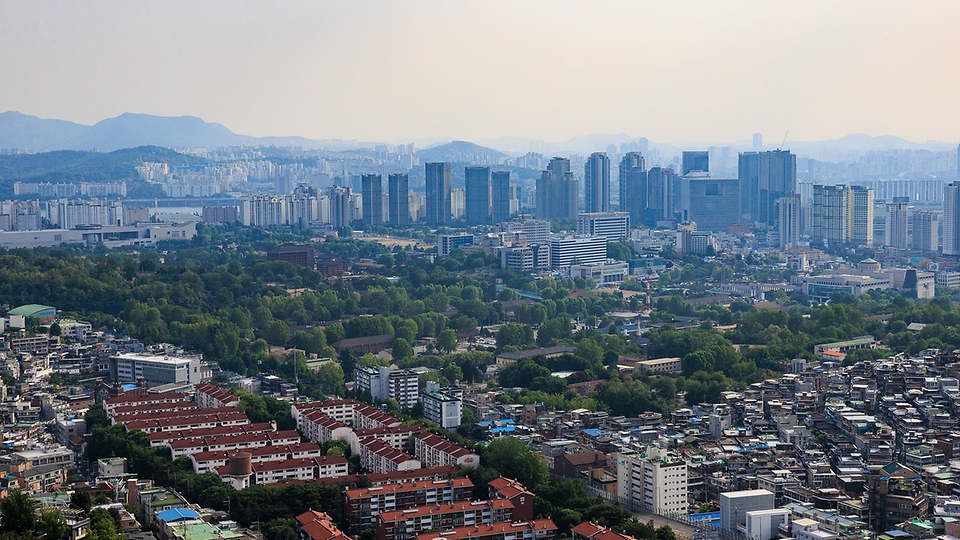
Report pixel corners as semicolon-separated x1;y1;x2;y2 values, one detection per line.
1;2;959;144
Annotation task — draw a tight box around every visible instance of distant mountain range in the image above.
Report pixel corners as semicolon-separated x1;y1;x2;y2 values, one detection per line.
415;140;507;162
1;110;956;159
0;111;321;152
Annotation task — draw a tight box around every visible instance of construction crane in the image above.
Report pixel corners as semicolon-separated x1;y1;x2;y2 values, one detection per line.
777;131;789;151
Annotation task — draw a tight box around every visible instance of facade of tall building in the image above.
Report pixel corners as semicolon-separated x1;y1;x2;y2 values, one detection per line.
584;152;610;213
328;186;352;228
464;166;490;225
738;150;797;227
353;366;419;409
680;175;740;232
536;157;578;220
885;196;910;249
913;210;940;253
682;151;709;176
616;447;688;515
945;182;960;256
618;152;646;225
425;162;452;226
361;174;383;228
0;200;42;231
240;195;288;227
491;171;511;224
776;195;800;248
849;185;875;247
49;198;124;229
645;167;675;226
812;184;850;245
576;212;630;241
451;189;465;220
288;187;321;228
239;191;321;228
388;174;409;226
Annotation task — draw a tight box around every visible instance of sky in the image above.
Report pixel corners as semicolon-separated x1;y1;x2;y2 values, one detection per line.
1;0;959;144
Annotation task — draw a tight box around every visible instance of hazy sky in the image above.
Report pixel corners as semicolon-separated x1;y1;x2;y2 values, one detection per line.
1;1;959;144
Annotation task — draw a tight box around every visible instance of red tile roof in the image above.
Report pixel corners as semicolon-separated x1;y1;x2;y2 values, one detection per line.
415;520;557;540
345;477;473;499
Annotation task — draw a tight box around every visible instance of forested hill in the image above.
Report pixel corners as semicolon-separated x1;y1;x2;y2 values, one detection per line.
0;146;202;198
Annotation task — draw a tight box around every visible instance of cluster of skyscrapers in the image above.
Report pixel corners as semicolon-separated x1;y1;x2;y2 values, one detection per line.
235;143;960;260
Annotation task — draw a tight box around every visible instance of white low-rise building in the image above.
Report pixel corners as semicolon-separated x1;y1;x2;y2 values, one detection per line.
745;508;791;540
569;259;629;286
108;352;203;387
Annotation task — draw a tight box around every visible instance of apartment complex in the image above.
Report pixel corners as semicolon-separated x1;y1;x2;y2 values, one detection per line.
343;477;474;531
414;432;480;469
376;499;514;540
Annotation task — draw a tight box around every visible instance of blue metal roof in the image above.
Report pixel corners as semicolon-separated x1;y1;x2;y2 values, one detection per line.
157;508;201;522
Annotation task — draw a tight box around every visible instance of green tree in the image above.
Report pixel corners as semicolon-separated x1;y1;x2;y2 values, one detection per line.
252;306;273;329
37;509;69;540
84;403;110;431
483;437;548;490
70;490;93;513
266;320;290;346
498;358;551;388
315;362;345;395
437;329;458;354
574;338;603;367
0;488;36;535
392;338;413;362
536;317;572;346
87;508;121;540
496;323;534;350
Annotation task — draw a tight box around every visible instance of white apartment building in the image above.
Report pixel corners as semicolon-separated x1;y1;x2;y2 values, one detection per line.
414;432;480;468
549;235;607;269
936;272;960;288
252;456;348;485
108;352;202;387
496;218;551;244
291;399;358;428
358;438;421;474
576;212;630;241
354;366;420;409
501;244;550;272
48;198;125;229
421;391;462;429
616;446;688;515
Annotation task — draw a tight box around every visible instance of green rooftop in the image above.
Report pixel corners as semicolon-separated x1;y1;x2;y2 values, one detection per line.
8;304;56;317
817;337;876;348
174;523;243;540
